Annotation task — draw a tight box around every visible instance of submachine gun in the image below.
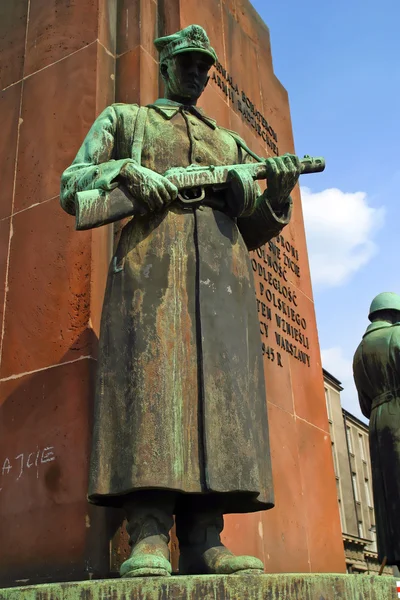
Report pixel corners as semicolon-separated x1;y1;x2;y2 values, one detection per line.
74;155;325;230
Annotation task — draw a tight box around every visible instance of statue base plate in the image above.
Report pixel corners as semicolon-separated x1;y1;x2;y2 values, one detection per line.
0;574;397;599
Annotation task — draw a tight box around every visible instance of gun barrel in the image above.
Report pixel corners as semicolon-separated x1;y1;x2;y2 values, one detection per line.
251;154;325;182
300;155;325;174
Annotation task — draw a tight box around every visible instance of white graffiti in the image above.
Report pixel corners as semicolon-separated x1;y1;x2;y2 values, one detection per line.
0;446;56;491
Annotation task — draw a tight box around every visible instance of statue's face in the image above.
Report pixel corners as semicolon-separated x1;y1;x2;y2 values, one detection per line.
162;51;212;102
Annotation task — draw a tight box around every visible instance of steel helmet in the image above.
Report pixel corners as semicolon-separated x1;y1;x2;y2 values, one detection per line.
368;292;400;320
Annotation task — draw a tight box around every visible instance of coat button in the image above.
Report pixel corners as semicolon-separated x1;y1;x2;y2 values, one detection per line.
195;156;203;163
193;134;201;141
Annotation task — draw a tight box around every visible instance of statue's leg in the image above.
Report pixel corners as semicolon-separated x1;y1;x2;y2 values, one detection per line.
120;491;176;578
176;503;264;575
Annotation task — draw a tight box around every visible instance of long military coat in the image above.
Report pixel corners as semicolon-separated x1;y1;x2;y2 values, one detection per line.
61;99;292;514
353;321;400;566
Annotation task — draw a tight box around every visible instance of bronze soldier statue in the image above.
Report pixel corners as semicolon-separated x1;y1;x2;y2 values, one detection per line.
61;25;313;577
353;292;400;570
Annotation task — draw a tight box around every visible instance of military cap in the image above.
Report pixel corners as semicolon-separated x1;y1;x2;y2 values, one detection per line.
368;292;400;320
154;24;218;66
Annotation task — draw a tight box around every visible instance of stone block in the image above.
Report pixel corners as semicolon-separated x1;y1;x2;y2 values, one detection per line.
14;43;100;213
95;44;116;114
0;0;28;90
116;46;158;105
0;574;397;599
296;418;344;573
289;293;329;430
98;0;118;55
0;198;93;379
0;358;112;586
24;0;99;77
199;86;230;131
0;219;10;334
157;0;180;40
0;83;21;220
117;0;158;60
284;186;314;301
180;0;226;67
262;404;310;573
224;11;262;111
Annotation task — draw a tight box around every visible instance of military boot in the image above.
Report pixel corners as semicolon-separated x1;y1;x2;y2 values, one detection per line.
120;493;175;578
176;510;264;575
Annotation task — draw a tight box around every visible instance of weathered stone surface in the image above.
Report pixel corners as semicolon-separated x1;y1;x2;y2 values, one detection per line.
0;0;28;89
15;43;99;213
0;83;21;220
0;574;397;600
0;219;10;332
0;358;111;586
0;198;93;378
24;0;99;77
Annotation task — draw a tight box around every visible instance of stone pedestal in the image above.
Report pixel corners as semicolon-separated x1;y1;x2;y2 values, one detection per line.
0;575;397;600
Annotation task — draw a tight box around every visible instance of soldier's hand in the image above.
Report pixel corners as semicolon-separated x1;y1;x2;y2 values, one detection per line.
264;153;301;210
120;163;178;212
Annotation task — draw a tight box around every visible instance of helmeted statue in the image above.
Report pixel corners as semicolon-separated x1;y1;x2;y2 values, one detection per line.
60;25;305;577
353;292;400;569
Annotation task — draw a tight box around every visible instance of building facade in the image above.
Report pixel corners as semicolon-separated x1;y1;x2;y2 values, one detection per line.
323;369;393;575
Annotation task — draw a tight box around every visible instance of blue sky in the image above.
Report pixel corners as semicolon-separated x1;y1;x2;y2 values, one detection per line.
251;0;400;419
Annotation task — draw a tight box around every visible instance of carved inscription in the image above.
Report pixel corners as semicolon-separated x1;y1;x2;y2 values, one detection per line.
0;446;56;491
251;235;312;368
211;61;279;156
209;61;310;367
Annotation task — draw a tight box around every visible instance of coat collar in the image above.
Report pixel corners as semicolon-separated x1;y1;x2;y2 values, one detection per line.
147;98;217;129
363;320;400;337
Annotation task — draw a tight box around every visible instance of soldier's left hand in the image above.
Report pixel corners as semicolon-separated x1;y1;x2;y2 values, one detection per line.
264;153;301;209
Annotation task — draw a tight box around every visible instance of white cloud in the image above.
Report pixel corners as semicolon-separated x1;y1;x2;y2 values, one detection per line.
301;186;385;289
321;346;367;423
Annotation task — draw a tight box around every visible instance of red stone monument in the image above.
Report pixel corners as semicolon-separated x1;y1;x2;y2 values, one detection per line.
0;0;345;587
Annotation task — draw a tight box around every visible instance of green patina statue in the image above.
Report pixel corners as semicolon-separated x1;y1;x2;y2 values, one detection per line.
60;24;322;578
353;292;400;569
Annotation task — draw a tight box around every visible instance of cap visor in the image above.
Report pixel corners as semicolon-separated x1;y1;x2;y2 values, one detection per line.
171;47;216;64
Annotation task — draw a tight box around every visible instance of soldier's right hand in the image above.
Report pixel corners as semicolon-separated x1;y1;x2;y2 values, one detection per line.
120;163;178;212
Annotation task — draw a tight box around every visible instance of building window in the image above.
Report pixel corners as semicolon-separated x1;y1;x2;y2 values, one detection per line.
332;442;338;476
359;434;366;462
338;498;344;532
325;387;332;421
352;472;359;502
358;521;364;538
346;426;353;454
364;479;372;507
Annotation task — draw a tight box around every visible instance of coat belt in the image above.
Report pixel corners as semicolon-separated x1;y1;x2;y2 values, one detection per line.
371;388;400;411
